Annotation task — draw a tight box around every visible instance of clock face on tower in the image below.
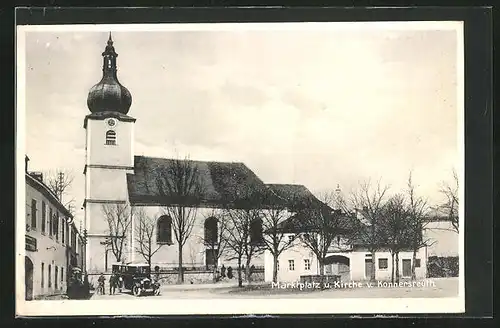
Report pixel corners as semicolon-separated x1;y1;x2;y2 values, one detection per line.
107;118;117;127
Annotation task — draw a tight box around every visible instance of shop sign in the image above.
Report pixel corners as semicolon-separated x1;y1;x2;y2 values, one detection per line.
26;235;37;252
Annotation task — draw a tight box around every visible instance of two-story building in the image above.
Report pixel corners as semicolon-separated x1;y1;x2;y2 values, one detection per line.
24;156;82;300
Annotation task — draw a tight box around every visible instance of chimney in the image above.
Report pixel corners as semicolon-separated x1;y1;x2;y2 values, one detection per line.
31;172;44;183
25;155;29;173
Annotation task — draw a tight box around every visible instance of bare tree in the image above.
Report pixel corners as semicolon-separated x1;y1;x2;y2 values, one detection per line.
44;169;76;215
350;179;390;282
379;194;410;283
260;205;296;283
298;192;353;288
222;208;264;287
101;203;133;264
198;209;229;282
406;172;435;281
156;157;205;283
251;185;306;283
437;169;459;233
134;207;165;272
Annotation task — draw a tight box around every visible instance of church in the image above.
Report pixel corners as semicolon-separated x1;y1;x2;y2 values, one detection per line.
83;34;428;285
82;34;323;281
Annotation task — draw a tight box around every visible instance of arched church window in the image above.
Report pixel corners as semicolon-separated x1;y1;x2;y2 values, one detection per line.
204;217;218;245
157;215;172;244
105;130;116;145
250;217;264;245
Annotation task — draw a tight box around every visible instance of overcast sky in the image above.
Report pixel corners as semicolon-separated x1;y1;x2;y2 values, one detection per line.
21;23;462;226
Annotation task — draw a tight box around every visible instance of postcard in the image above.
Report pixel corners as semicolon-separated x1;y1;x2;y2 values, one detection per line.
16;20;464;316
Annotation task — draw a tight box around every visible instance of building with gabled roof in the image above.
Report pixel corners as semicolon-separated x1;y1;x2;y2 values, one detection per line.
82;34;322;284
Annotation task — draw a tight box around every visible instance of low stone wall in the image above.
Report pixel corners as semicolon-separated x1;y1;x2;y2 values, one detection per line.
158;271;214;284
87;267;265;286
158;269;265;285
300;275;341;284
250;271;264;282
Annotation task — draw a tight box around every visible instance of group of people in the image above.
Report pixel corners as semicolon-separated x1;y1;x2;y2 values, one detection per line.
96;272;123;295
67;267;91;299
219;264;255;280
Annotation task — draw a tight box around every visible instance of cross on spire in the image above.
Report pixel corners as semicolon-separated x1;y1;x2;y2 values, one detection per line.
102;32;117;58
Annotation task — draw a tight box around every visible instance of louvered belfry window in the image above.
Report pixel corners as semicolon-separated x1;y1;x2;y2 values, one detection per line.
106;130;116;145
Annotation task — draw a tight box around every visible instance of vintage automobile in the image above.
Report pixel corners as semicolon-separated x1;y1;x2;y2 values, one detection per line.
112;263;160;297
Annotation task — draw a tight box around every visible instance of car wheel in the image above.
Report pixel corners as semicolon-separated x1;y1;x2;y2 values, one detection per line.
133;285;142;297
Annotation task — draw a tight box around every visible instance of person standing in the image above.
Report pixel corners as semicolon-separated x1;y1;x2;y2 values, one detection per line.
118;275;123;293
221;264;226;279
109;273;116;295
97;273;106;295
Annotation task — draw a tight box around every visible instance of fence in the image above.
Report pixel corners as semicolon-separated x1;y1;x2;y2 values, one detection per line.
87;264;266;286
154;265;265;284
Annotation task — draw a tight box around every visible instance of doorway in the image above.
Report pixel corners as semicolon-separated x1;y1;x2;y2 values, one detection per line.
365;258;374;279
25;256;34;301
325;255;351;281
402;259;412;277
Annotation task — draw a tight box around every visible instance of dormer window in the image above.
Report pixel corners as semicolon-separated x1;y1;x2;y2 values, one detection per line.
105;130;116;145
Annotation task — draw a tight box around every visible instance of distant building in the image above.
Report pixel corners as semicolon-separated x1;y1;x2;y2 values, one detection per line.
24;155;83;300
423;210;459;257
264;242;427;283
263;203;427;283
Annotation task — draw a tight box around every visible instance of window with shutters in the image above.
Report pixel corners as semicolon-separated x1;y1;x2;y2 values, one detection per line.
41;201;46;233
54;214;59;241
48;265;52;288
31;199;37;229
61;219;65;244
41;263;44;288
49;208;53;236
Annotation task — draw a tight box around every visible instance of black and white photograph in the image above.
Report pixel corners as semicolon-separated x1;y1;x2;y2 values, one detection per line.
16;21;464;315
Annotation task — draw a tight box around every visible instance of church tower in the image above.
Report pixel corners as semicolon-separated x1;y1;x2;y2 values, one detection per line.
83;33;135;274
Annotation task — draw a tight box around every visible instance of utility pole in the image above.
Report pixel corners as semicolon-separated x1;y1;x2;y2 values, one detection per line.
58;171;64;201
335;184;342;211
100;238;113;272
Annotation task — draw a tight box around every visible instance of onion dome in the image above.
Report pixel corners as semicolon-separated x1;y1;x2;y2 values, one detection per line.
87;33;132;115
